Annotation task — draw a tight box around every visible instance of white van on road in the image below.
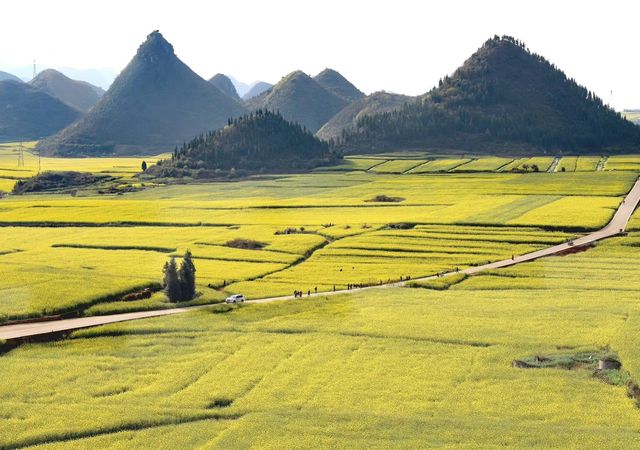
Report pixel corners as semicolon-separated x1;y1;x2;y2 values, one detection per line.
225;294;245;304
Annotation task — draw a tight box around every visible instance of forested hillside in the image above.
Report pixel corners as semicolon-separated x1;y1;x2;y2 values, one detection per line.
338;36;640;153
149;110;339;177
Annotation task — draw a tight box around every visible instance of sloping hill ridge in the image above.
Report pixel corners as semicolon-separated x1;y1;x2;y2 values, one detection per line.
317;91;413;141
30;69;104;112
339;36;640;154
148;110;339;177
0;70;22;82
209;73;240;101
245;71;348;133
39;31;247;156
313;69;364;102
242;81;273;100
0;80;82;141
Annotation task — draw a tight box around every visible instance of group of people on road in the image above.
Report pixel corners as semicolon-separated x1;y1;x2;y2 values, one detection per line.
293;287;318;298
293;273;423;297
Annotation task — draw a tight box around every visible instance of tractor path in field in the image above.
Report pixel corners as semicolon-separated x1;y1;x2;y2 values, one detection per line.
1;177;639;341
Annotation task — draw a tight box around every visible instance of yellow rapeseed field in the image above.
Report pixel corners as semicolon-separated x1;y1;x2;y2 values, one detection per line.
0;163;636;320
556;156;578;172
606;155;640;171
2;232;640;447
1;149;640;447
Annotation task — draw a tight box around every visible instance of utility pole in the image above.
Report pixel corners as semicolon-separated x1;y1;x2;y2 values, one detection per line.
17;142;25;167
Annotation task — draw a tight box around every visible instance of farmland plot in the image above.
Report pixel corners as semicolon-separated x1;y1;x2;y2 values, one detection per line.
0;169;635;319
1;155;640;447
3;234;640;447
369;159;428;173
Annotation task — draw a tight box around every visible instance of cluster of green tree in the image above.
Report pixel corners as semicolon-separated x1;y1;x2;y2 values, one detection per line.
515;164;540;172
12;171;111;194
148;109;341;178
163;251;196;302
338;36;640;153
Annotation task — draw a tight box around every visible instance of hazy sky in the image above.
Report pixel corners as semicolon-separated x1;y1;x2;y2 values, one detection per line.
1;0;638;109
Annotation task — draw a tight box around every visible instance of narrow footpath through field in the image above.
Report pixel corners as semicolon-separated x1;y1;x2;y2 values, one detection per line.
1;177;639;341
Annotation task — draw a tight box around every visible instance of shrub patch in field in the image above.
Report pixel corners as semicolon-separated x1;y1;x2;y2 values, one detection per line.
366;194;405;203
225;238;268;250
207;398;234;408
12;171;112;194
512;350;631;386
385;222;417;230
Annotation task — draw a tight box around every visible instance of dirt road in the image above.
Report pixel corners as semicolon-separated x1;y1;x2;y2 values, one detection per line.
1;177;639;341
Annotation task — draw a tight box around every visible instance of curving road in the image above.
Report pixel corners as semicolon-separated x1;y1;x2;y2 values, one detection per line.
1;177;639;342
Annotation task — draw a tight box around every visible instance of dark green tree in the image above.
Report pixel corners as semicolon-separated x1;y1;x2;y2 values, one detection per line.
141;160;147;171
178;250;196;301
163;257;181;302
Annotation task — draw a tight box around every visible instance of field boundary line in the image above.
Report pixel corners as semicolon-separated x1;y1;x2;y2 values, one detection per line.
495;158;516;172
401;160;430;174
365;159;390;172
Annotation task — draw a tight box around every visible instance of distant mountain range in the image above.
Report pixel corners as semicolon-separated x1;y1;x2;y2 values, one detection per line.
246;70;350;133
208;73;241;101
317;91;413;141
338;36;640;153
242;81;272;100
38;31;246;156
0;70;22;83
2;32;638;156
313;69;364;103
0;66;117;89
30;69;104;112
0;80;81;141
210;75;273;100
